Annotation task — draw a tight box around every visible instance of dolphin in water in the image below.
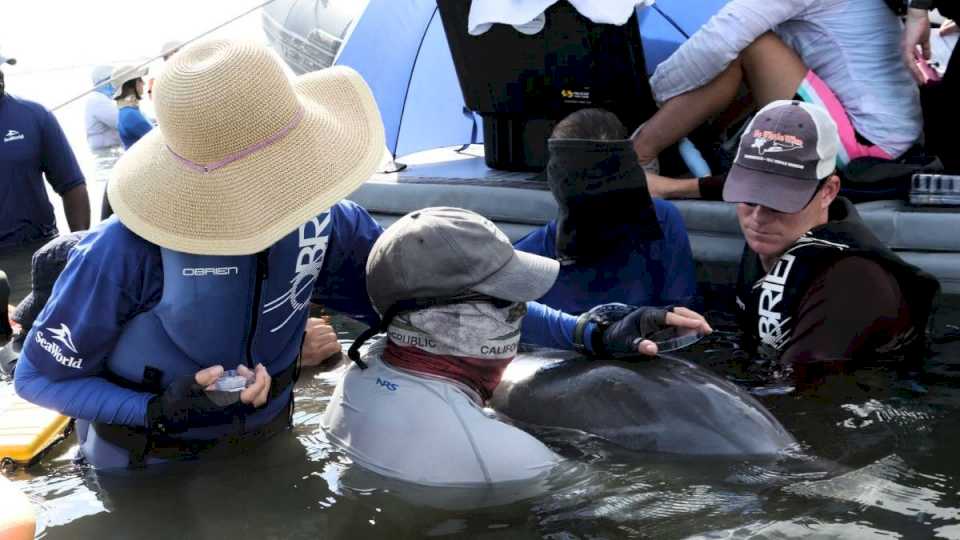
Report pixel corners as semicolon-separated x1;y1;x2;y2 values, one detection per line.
490;349;796;456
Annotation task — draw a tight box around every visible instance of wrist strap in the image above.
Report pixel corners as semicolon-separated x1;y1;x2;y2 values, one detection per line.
574;315;608;356
574;313;591;354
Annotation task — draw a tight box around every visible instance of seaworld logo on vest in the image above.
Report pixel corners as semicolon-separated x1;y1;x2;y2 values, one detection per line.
35;323;83;369
263;213;331;332
757;253;796;350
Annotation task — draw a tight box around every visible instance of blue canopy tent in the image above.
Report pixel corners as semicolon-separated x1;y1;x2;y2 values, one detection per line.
639;0;728;72
335;0;726;160
335;0;480;159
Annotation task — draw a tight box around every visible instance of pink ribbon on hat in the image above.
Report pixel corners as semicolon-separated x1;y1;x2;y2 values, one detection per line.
165;106;305;173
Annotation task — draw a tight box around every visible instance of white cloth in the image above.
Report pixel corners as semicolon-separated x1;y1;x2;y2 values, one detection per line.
321;340;560;487
649;0;922;159
84;92;121;151
468;0;654;36
931;31;958;75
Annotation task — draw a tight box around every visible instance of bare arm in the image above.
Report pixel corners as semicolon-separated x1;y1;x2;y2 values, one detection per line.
902;8;932;84
61;184;91;232
647;173;702;199
649;0;814;103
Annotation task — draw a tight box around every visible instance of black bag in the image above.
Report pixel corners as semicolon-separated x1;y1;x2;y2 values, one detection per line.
840;150;943;203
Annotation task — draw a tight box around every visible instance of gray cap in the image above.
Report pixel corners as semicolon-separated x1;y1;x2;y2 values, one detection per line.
723;100;840;213
366;207;559;316
0;54;15;66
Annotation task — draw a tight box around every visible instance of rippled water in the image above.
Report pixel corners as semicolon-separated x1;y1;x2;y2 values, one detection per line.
5;308;960;539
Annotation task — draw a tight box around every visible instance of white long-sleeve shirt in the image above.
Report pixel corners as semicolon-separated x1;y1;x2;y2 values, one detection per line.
650;0;922;158
84;91;121;151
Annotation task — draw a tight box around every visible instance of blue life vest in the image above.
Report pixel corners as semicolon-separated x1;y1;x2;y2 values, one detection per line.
89;213;335;452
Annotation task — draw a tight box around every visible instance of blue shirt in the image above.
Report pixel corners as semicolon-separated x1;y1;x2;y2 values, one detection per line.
514;199;698;314
15;201;584;426
0;94;85;248
117;105;153;149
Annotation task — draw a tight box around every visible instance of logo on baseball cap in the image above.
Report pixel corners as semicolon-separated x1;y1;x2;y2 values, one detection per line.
723;100;840;213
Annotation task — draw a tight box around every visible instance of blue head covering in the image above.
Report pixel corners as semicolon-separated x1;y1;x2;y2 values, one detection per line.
91;65;114;97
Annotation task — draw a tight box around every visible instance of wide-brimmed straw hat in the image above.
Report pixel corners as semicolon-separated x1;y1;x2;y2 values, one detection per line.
110;64;149;98
107;39;385;255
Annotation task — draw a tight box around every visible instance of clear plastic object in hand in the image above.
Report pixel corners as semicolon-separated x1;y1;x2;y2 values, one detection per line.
645;326;704;353
210;369;254;392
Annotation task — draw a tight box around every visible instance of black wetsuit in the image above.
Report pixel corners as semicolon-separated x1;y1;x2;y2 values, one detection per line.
735;198;939;383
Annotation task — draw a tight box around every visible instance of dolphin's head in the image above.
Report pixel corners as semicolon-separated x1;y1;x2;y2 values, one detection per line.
490;352;795;456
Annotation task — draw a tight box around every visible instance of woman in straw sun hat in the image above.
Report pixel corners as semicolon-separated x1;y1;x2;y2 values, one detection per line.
12;38;389;469
13;38;709;470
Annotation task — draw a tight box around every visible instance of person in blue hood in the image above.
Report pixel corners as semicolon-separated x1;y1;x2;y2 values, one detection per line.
514;108;698;314
13;39;711;470
84;65;121;151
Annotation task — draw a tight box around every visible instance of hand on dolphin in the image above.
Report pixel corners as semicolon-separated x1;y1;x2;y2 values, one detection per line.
602;306;712;357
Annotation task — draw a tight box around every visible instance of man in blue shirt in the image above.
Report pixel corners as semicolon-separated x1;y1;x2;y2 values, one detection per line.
0;54;90;303
515;108;698;314
14;40;710;470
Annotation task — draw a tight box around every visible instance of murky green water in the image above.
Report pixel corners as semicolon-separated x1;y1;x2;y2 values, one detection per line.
5;307;960;539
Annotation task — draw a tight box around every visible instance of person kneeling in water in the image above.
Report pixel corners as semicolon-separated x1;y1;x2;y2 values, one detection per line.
514;108;698;312
322;208;710;486
723;101;939;385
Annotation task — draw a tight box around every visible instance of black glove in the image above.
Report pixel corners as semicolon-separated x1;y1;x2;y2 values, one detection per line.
602;306;669;356
145;376;251;434
575;303;670;358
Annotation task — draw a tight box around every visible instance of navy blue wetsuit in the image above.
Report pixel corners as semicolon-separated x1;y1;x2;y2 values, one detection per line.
514;199;698;314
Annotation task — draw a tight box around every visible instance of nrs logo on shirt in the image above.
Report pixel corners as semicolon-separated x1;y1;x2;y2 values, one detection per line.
376;377;398;391
35;323;84;369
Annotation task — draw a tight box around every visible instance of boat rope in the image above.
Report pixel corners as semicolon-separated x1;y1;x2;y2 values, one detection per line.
50;0;280;112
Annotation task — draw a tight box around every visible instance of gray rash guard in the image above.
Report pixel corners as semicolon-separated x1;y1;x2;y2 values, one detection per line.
650;0;922;159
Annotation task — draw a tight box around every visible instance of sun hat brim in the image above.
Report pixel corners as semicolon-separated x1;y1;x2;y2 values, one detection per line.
472;250;560;304
110;66;149;98
107;66;386;255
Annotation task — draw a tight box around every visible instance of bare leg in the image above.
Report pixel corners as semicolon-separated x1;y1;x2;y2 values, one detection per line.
633;32;810;165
